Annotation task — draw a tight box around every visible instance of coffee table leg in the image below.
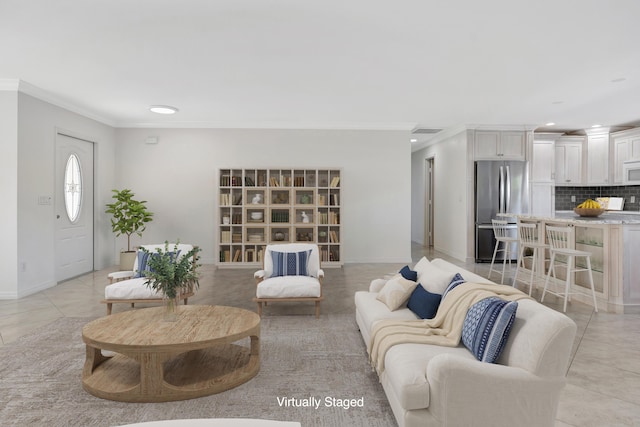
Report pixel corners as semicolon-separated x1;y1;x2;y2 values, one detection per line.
139;352;167;396
83;345;109;378
250;334;260;357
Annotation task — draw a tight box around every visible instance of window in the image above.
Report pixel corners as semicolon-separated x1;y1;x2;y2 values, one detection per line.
64;154;83;222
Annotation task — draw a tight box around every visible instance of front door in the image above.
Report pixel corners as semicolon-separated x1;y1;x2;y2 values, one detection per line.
55;132;94;282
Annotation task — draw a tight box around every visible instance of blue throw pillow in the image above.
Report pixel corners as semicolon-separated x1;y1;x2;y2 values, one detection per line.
462;297;518;363
271;250;311;277
134;251;152;278
441;273;466;300
134;250;179;278
399;265;418;282
406;284;442;319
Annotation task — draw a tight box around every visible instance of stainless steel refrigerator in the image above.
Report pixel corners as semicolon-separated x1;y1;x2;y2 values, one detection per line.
475;160;529;262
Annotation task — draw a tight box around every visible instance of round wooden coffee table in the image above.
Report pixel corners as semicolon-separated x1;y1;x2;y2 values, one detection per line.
82;305;260;402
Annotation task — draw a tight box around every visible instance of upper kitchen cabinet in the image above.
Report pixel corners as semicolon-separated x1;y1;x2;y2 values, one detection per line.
555;136;584;186
474;130;526;160
586;129;610;185
612;128;640;184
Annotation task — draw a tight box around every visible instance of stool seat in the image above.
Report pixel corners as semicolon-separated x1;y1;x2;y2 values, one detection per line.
541;225;598;313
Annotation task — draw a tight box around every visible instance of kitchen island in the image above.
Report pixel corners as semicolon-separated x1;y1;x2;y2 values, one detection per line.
506;211;640;313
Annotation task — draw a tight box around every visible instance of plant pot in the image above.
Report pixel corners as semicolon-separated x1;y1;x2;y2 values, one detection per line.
119;251;137;270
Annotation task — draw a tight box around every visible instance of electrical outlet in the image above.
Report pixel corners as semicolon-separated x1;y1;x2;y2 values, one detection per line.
571;195;576;202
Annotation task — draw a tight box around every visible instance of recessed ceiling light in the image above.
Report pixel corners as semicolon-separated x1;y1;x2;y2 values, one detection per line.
611;77;626;83
545;122;556;126
410;139;417;143
592;124;602;128
149;105;179;114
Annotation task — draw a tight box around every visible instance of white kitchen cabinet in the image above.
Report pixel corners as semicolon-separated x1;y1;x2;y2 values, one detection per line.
474;130;526;160
555;137;584;186
586;131;610;185
531;140;555;182
612;128;640;184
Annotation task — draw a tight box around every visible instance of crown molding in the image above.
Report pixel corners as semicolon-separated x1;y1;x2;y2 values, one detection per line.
0;79;20;91
115;120;417;131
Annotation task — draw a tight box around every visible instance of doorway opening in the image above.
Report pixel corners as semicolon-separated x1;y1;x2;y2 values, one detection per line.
424;157;435;248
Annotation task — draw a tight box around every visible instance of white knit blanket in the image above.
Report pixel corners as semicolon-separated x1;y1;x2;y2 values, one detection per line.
367;282;529;374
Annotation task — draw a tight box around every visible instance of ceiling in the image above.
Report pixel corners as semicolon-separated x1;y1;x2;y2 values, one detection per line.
2;0;640;145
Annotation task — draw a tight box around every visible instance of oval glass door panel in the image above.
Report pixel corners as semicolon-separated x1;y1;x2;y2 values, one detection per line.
64;153;83;222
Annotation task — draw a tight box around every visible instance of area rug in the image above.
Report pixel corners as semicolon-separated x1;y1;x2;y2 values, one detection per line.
0;314;395;427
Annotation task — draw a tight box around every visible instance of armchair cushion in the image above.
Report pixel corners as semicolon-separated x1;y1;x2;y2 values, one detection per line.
104;277;162;299
256;275;321;298
270;249;312;277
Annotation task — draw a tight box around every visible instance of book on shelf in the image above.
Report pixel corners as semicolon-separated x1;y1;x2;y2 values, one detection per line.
220;175;231;186
244;176;255;186
220;230;231;243
330;194;339;206
318;195;326;206
329;230;339;243
329;176;340;187
233;249;241;262
269;177;280;187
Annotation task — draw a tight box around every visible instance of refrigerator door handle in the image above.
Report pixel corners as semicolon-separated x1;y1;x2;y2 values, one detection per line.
499;166;505;214
505;165;511;213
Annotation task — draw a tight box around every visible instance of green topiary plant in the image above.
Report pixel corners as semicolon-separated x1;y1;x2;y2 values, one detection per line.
141;241;201;299
105;189;154;253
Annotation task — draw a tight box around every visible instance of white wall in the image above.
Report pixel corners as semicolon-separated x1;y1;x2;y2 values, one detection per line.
0;91;18;298
114;128;412;264
15;93;116;298
411;129;471;261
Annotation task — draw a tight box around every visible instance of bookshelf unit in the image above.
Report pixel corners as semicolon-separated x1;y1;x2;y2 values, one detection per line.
218;168;342;267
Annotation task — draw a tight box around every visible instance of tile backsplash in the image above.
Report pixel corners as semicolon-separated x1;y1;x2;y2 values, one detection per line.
555;185;640;211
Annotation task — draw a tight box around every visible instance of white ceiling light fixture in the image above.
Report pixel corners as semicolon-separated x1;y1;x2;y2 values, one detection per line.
410;138;417;143
592;124;602;128
545;122;556;126
149;105;179;114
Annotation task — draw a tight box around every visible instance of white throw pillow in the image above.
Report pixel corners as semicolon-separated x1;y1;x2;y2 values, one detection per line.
376;274;418;311
414;259;456;295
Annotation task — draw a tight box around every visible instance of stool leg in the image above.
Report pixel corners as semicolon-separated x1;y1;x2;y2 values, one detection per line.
585;256;598;313
500;242;508;285
512;245;524;288
563;256;573;313
541;252;555;303
527;248;537;296
488;240;500;281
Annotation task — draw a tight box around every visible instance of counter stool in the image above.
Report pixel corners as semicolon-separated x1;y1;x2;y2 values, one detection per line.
488;219;518;284
541;225;598;313
513;222;548;295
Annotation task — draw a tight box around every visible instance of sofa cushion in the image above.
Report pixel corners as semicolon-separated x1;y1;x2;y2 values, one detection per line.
462;297;518;363
256;275;321;298
399;265;418;282
413;257;456;294
355;291;418;344
406;284;441;319
270;249;311;277
376;275;418;311
441;273;466;300
382;343;476;411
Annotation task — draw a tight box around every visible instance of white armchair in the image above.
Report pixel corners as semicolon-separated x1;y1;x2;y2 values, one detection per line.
253;243;324;318
102;243;197;315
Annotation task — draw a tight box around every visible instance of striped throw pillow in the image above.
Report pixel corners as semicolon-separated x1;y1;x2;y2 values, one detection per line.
271;250;311;277
462;297;518;363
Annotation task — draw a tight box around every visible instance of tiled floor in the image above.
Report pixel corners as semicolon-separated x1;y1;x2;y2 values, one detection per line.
1;244;639;426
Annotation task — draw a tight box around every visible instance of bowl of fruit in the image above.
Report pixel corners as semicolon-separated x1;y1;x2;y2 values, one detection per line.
574;199;606;217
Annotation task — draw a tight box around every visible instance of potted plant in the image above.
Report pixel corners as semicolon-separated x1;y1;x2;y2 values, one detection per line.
105;189;154;269
141;242;201;321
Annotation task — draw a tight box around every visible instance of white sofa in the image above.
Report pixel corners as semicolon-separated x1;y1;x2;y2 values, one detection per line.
355;257;577;427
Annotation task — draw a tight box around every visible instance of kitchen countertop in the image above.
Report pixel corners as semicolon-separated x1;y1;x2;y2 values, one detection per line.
502;211;640;225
